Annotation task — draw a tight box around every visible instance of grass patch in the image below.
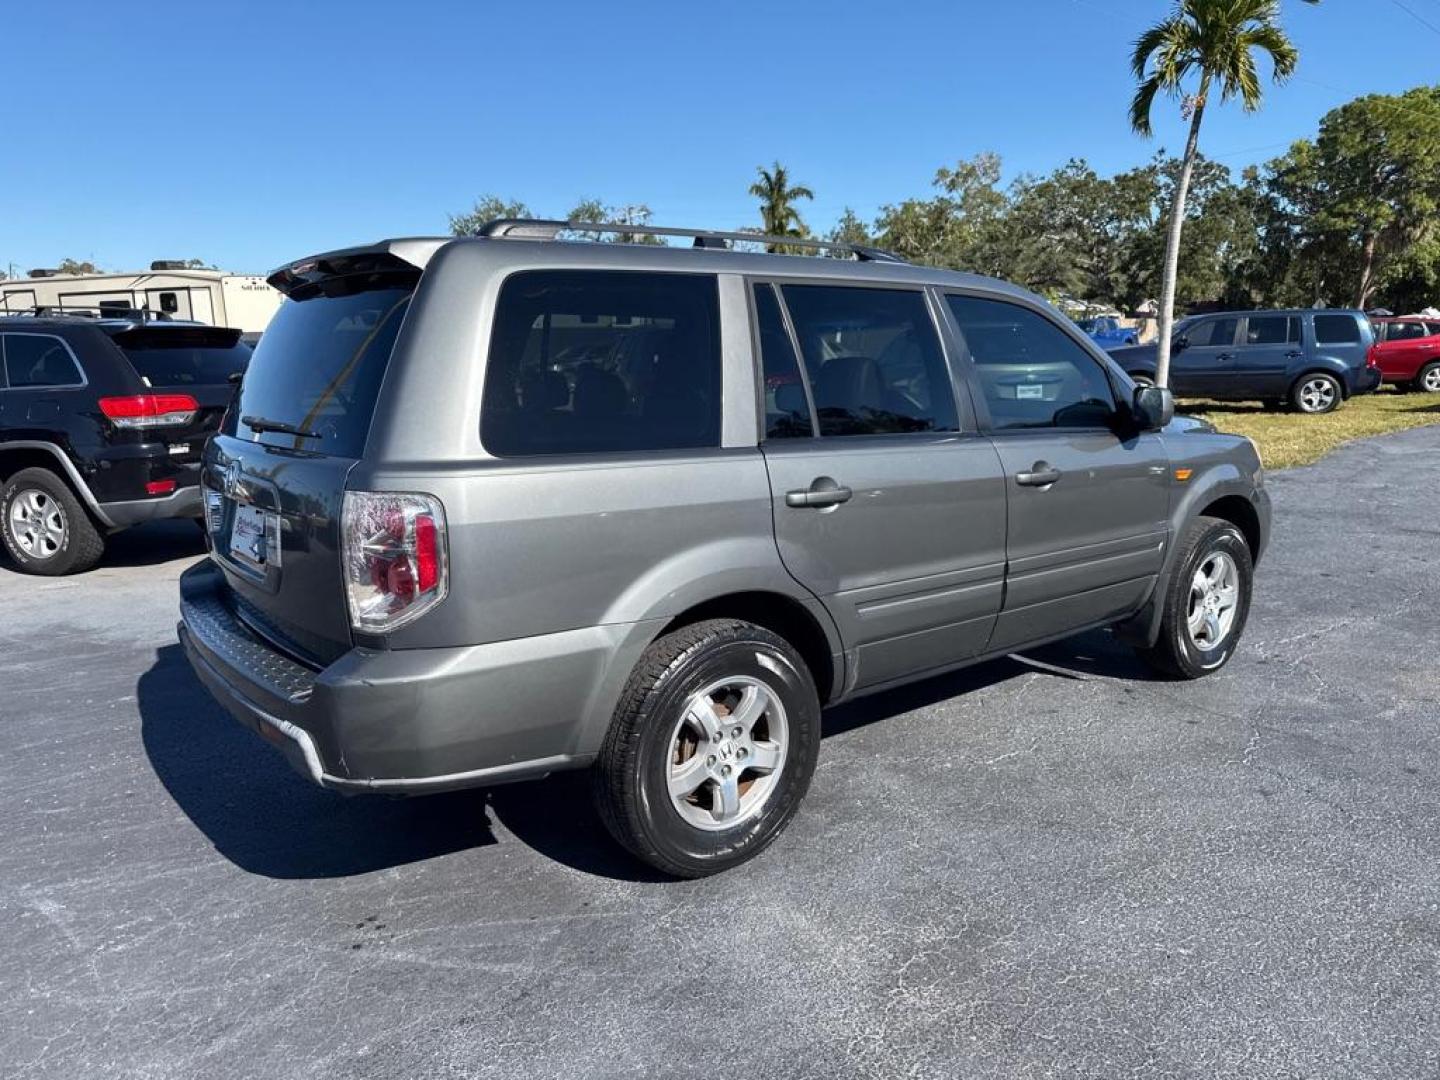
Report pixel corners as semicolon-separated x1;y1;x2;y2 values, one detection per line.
1179;388;1440;470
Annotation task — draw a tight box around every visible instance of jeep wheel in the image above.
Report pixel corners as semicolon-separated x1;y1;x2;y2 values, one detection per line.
0;468;105;576
1416;362;1440;394
1137;516;1253;680
1292;373;1342;414
593;618;821;877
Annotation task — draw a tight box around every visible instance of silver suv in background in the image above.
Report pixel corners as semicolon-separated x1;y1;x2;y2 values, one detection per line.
179;221;1271;877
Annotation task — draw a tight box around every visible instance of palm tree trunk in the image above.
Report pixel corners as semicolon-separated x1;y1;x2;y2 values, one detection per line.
1154;80;1209;389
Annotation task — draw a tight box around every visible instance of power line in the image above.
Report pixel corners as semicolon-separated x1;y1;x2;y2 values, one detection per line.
1385;0;1440;38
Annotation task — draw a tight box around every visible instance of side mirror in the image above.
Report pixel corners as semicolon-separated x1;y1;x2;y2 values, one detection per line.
1173;334;1189;354
1133;385;1174;431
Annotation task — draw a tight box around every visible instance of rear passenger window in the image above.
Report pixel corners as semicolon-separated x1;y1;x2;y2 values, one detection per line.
1245;315;1299;345
778;285;957;436
481;270;721;457
1388;321;1428;341
1314;314;1362;345
946;295;1116;430
2;334;83;388
753;284;813;439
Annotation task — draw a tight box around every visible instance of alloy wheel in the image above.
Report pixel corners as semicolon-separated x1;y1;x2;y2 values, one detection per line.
1421;366;1440;393
1297;377;1338;413
1187;551;1239;653
666;676;788;831
8;488;67;559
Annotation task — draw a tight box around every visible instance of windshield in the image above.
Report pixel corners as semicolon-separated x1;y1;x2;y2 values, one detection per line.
228;281;413;457
114;327;250;386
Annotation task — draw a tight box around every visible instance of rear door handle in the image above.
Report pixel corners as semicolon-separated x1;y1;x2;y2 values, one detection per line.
1015;462;1062;488
1285;350;1303;359
786;477;853;508
1216;352;1233;362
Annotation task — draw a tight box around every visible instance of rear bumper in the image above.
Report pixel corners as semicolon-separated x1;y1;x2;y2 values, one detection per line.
177;560;629;793
100;483;202;527
1353;367;1383;395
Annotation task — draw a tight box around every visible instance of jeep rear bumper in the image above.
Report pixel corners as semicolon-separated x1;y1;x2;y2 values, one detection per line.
177;559;647;794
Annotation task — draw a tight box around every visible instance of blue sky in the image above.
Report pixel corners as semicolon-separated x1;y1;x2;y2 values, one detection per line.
3;0;1437;275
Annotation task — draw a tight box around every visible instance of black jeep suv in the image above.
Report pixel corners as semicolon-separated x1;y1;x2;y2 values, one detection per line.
0;310;250;575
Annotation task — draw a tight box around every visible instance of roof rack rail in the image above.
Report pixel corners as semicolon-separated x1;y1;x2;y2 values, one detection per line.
0;305;174;322
476;218;906;263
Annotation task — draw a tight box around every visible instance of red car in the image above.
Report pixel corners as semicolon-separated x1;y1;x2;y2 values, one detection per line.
1371;316;1440;393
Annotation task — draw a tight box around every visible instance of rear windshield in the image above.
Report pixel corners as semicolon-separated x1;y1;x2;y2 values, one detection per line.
229;282;412;457
113;327;251;387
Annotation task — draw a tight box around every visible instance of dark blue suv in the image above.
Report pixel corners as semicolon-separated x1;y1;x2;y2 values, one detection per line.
1110;309;1381;414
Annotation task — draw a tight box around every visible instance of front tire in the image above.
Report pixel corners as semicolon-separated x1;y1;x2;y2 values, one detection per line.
593;619;821;878
1292;372;1342;414
1;467;105;576
1137;516;1253;680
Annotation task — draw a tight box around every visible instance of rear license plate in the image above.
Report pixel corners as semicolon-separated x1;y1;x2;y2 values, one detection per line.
1016;383;1044;400
230;504;276;567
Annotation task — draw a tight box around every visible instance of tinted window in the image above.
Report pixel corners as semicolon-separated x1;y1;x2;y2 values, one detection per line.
946;295;1116;430
1245;315;1299;345
115;327;250;386
1388;321;1428;341
779;285;957;436
1314;314;1362;345
481;270;721;457
231;285;411;457
753;284;813;439
2;334;84;387
1186;318;1238;348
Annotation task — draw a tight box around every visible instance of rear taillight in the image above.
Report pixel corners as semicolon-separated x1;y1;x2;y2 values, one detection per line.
98;393;199;428
1367;346;1381;370
341;491;448;632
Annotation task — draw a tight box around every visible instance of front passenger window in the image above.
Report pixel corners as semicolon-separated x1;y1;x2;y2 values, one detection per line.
946;296;1116;430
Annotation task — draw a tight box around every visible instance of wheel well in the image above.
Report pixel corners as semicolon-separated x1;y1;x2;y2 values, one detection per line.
0;447;69;486
659;591;838;703
1201;495;1261;558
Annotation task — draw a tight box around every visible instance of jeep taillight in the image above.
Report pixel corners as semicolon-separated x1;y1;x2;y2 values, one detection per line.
98;393;199;428
341;491;448;632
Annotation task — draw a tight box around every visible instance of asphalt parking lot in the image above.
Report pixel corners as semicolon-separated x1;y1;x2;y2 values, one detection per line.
3;426;1439;1080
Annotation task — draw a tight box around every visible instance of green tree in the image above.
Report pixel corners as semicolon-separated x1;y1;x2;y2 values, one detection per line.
448;195;532;236
57;258;98;275
566;199;665;244
825;207;873;255
874;153;1007;270
1130;0;1317;388
1306;87;1440;308
749;162;815;250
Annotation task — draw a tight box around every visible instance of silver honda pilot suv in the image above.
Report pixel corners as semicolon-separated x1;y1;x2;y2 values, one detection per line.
179;220;1270;877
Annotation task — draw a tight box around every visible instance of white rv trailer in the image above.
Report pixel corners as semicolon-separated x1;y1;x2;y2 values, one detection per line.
0;268;282;334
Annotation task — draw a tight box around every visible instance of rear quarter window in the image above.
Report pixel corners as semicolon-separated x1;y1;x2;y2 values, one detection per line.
1314;314;1363;345
480;270;721;457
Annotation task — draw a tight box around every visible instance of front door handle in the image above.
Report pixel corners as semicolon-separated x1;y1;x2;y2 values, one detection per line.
1285;350;1303;359
786;476;853;508
1015;462;1062;488
1216;352;1233;362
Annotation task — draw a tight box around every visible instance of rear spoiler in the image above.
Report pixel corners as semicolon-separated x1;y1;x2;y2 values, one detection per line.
267;238;447;298
109;325;244;349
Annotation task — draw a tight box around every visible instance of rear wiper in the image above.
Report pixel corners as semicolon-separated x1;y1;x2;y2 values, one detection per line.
241;414;320;439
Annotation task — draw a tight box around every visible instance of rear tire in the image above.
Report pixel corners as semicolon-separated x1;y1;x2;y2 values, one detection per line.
592;618;821;878
1415;362;1440;394
1137;516;1253;680
0;467;105;576
1291;372;1342;414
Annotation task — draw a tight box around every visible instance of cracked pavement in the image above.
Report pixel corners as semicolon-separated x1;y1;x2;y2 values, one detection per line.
2;425;1439;1079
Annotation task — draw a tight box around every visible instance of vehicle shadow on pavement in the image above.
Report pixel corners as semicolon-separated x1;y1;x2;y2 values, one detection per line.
138;629;1153;883
100;520;208;569
138;644;499;880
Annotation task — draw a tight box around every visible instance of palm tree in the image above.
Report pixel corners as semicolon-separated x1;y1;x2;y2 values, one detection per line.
1130;0;1317;388
749;162;815;251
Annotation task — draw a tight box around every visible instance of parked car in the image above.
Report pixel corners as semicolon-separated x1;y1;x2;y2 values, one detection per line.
0;310;250;574
179;222;1270;877
1109;308;1382;414
1077;315;1139;349
1370;315;1440;392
